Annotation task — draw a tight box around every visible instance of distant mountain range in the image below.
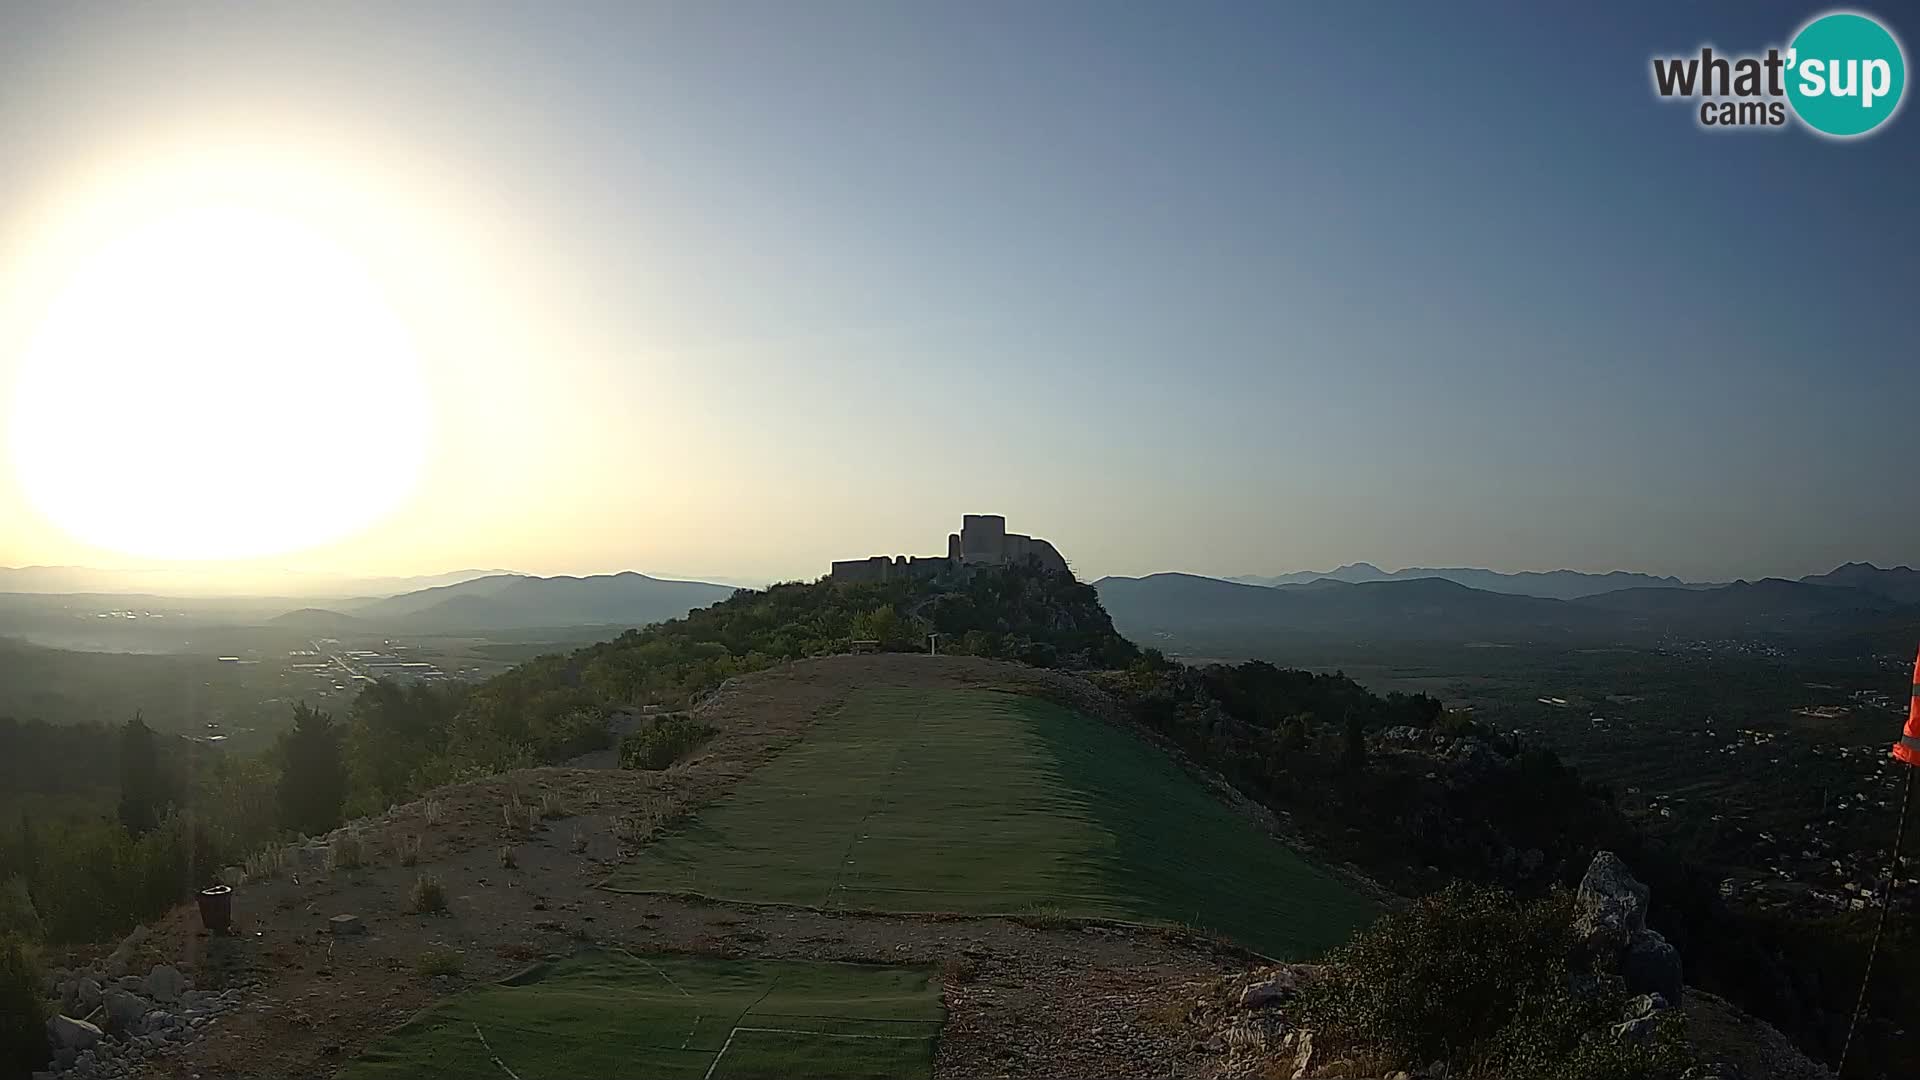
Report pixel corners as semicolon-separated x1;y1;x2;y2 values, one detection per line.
326;572;739;632
0;565;518;599
1798;561;1920;604
1097;572;1602;642
1097;562;1920;645
1226;562;1707;600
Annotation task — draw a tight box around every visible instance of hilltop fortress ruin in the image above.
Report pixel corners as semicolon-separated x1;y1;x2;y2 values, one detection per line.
830;514;1069;583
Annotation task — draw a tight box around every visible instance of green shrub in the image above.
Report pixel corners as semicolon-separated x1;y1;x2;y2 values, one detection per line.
620;715;716;771
0;877;43;943
1299;884;1691;1080
414;946;464;977
0;933;49;1076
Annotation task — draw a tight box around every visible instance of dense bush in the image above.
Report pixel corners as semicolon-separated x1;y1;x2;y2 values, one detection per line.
0;736;282;945
0;878;40;943
0;932;48;1078
620;715;716;770
277;704;348;836
1302;885;1691;1080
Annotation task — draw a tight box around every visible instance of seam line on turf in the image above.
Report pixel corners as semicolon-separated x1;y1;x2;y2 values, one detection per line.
617;947;694;998
732;1026;926;1040
704;972;786;1079
820;703;917;907
470;1023;523;1080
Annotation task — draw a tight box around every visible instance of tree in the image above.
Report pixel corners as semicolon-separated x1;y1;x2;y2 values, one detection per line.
1342;708;1368;771
0;932;48;1077
277;704;348;836
117;713;165;834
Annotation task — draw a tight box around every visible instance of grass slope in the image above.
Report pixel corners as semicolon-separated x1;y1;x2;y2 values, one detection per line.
341;951;943;1080
610;687;1374;957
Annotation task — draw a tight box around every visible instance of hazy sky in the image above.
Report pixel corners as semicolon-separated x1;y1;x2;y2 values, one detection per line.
1;2;1915;585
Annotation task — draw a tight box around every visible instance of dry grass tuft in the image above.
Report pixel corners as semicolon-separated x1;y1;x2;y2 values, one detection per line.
502;794;542;834
242;843;291;883
327;831;366;872
408;872;448;914
610;792;689;852
397;835;423;868
498;845;518;870
422;798;445;827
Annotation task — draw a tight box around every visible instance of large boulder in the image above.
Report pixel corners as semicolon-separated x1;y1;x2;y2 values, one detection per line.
144;963;186;1004
1574;851;1685;1001
45;1014;103;1052
1622;928;1684;1003
74;974;103;1012
102;988;154;1033
1574;850;1650;950
102;925;149;977
1238;964;1322;1009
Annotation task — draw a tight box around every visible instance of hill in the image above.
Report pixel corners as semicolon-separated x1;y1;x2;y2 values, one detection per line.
345;572;737;631
1099;569;1920;647
1574;577;1900;631
1798;561;1920;604
1231;562;1705;599
264;607;364;632
1095;572;1614;643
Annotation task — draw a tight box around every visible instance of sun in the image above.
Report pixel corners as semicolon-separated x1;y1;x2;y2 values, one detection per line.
8;206;431;561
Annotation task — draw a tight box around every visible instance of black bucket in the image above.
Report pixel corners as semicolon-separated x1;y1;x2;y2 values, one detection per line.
197;884;233;933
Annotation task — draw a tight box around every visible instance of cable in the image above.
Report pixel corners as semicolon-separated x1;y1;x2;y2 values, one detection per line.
1837;767;1915;1078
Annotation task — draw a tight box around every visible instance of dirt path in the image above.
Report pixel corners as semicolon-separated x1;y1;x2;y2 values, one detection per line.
117;657;1268;1079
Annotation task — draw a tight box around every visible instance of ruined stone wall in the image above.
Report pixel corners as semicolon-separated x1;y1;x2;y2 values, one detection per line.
960;514;1008;561
1026;538;1069;575
829;557;892;584
833;515;1069;581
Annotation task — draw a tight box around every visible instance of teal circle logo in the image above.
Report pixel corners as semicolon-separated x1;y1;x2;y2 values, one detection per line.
1786;11;1906;137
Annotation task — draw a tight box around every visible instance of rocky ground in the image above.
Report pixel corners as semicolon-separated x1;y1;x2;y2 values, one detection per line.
30;655;1839;1080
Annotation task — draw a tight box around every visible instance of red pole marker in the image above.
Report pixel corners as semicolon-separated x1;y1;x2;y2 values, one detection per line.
1892;645;1920;767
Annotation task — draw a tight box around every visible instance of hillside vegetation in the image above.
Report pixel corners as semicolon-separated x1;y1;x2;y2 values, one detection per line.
3;564;1909;1077
360;566;1135;800
0;568;1135;949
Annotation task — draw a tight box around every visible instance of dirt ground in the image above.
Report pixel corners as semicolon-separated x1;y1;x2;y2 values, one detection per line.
118;656;1260;1080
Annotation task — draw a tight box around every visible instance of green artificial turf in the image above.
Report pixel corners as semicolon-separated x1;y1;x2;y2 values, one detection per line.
607;687;1374;957
339;951;943;1080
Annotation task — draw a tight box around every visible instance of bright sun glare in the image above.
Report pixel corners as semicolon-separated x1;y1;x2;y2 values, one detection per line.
8;206;430;561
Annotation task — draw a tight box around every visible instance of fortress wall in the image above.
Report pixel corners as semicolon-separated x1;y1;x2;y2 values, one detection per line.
1027;538;1069;574
1004;533;1033;562
830;557;892;584
961;514;1007;559
834;516;1068;581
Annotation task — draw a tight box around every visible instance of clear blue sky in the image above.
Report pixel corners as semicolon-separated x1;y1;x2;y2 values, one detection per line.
0;2;1914;583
